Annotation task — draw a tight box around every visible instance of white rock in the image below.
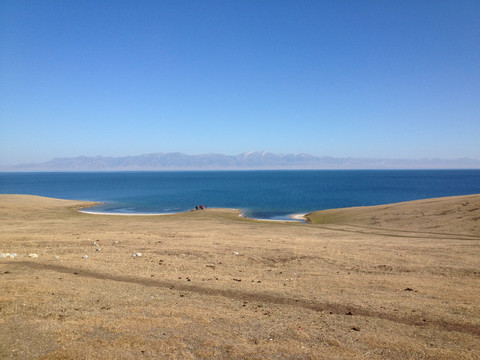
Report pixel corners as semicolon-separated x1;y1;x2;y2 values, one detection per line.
136;252;142;257
82;255;88;259
28;253;39;258
233;251;239;255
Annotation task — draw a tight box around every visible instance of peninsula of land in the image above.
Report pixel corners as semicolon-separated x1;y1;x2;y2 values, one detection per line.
1;194;479;359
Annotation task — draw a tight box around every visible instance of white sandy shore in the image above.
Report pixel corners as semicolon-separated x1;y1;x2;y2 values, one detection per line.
79;210;181;216
80;208;241;217
290;213;307;220
247;213;307;222
80;208;307;222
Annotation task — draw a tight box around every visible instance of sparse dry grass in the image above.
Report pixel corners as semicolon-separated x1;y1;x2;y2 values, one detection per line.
1;194;479;359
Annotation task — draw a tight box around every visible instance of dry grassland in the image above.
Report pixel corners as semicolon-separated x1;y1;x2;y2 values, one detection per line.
1;194;479;359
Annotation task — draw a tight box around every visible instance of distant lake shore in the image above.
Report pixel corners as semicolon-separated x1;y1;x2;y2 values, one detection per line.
1;169;479;220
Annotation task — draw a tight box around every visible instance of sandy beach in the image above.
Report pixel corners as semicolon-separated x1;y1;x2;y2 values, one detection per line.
1;193;479;359
79;210;182;216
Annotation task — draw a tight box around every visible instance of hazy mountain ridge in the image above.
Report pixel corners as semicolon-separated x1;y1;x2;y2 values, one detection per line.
2;152;480;171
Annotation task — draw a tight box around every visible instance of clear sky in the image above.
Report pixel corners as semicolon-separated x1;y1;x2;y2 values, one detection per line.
1;0;479;165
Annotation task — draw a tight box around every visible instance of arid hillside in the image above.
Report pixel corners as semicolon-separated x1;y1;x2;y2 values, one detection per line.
1;194;479;359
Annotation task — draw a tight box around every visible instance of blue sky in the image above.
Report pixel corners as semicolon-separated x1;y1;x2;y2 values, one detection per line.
1;0;479;165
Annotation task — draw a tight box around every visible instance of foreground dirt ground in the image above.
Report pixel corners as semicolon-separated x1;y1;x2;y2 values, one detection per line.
1;194;479;359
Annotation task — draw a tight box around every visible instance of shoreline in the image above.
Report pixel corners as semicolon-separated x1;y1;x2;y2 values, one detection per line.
79;210;183;216
290;213;307;221
250;213;307;222
71;193;480;233
80;208;308;222
79;201;308;222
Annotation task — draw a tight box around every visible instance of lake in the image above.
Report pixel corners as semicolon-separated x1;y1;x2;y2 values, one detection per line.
1;170;479;220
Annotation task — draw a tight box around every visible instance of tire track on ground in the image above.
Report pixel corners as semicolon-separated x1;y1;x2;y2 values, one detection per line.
312;224;479;241
11;260;480;337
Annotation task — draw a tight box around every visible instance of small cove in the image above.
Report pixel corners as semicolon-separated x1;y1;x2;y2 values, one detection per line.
1;170;479;220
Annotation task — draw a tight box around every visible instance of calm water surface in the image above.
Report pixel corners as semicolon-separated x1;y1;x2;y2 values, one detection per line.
1;170;479;220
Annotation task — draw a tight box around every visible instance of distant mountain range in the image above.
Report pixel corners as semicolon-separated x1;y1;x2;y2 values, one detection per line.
2;152;480;171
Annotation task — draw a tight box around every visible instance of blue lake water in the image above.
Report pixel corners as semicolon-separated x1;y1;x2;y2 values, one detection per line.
1;170;479;220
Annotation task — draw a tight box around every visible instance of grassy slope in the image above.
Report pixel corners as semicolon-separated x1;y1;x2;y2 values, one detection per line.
1;194;479;359
306;194;480;236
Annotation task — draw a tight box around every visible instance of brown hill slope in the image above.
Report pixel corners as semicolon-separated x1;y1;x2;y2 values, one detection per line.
307;194;480;236
1;194;479;359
